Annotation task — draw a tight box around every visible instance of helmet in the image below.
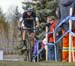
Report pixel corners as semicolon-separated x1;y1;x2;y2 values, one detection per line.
27;7;33;12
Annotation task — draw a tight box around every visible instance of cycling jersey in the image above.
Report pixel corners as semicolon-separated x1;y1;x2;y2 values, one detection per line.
19;11;39;28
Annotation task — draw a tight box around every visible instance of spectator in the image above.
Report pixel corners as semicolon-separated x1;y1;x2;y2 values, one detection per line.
42;16;58;61
57;0;75;62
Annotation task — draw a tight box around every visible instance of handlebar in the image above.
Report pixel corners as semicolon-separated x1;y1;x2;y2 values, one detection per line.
18;27;39;32
22;28;37;30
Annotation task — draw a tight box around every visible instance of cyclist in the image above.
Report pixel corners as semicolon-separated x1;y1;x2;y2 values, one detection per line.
18;8;39;50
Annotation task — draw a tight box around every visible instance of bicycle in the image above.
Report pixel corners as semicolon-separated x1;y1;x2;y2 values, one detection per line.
20;28;38;62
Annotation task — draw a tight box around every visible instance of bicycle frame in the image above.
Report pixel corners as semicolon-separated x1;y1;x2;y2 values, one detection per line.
21;28;37;62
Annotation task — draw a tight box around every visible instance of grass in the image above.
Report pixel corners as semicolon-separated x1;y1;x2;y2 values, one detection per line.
0;61;75;66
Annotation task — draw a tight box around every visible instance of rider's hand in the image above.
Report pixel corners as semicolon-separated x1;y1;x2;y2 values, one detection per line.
18;22;21;30
35;27;39;33
18;25;21;30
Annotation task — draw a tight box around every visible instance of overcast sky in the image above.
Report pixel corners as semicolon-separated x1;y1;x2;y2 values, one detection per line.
0;0;32;13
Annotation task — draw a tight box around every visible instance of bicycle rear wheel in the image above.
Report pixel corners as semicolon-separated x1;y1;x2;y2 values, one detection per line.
26;32;33;62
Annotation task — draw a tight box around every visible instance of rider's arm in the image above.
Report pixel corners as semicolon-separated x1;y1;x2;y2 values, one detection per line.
18;17;23;28
18;22;21;28
35;17;40;28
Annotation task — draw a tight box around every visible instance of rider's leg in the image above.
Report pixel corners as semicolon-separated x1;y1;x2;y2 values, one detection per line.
30;32;39;62
22;30;27;49
30;32;36;46
23;30;26;42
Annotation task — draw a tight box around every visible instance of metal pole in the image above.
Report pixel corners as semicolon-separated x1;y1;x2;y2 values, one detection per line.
69;8;73;63
53;30;57;61
46;26;48;61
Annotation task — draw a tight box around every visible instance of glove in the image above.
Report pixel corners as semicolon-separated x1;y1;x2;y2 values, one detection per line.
35;27;39;33
18;27;21;30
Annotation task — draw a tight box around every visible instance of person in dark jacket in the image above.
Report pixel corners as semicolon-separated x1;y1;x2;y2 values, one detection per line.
56;0;75;62
57;0;75;31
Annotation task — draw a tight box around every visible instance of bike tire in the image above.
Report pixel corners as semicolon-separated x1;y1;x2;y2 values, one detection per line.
26;32;33;62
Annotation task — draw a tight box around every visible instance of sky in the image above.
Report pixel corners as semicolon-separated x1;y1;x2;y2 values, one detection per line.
0;0;32;13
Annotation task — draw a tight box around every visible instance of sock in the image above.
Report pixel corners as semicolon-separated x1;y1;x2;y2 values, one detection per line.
23;40;26;46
